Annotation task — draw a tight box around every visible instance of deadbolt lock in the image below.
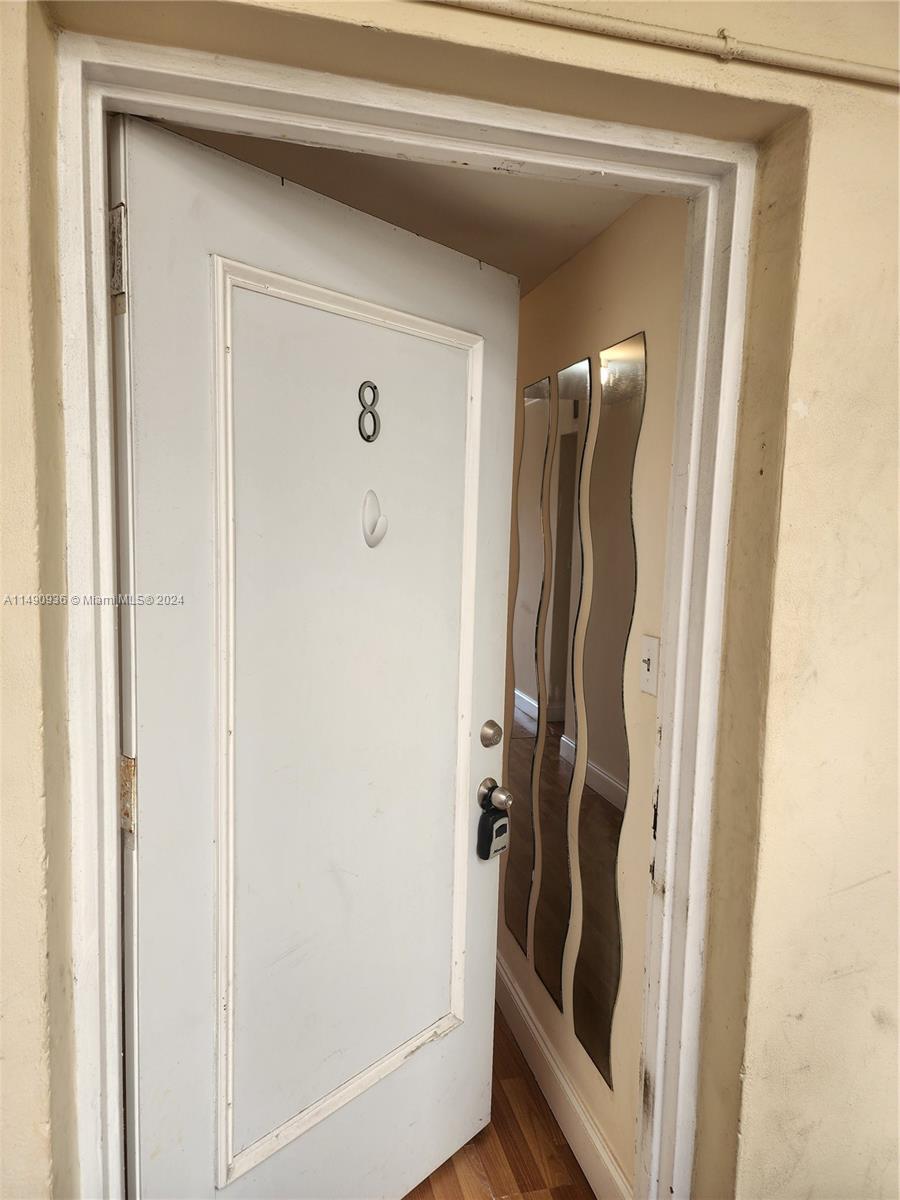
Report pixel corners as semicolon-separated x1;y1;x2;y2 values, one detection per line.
479;719;503;748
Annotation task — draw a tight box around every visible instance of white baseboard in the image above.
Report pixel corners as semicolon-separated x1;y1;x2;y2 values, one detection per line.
514;689;566;724
496;956;632;1200
559;735;627;811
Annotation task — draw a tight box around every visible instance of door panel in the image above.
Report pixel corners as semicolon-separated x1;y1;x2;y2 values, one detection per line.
229;286;468;1156
117;118;518;1198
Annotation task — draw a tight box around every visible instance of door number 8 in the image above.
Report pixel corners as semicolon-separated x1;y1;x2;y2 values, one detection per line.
358;381;380;443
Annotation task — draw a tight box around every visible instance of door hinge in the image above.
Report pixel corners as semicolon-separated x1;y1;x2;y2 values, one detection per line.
109;203;127;307
119;754;136;834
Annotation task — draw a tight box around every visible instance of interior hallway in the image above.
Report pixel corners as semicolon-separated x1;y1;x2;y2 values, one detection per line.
406;1011;594;1200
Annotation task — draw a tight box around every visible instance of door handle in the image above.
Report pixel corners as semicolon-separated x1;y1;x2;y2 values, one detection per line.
489;787;513;810
476;778;513;860
477;777;513;811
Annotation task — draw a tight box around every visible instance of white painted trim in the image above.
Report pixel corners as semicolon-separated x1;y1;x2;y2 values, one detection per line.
669;163;755;1198
217;259;485;351
211;258;478;1185
234;1014;462;1184
58;48;125;1200
559;735;627;811
106;114;142;1200
213;253;235;1189
496;957;631;1200
55;31;755;1200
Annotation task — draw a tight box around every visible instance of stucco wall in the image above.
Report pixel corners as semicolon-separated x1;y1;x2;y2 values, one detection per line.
691;108;808;1199
734;87;898;1200
5;2;898;1196
0;3;64;1197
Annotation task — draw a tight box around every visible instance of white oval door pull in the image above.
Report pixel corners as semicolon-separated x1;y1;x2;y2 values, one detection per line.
362;489;388;548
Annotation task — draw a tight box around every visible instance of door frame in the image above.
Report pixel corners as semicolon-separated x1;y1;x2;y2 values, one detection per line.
56;31;755;1200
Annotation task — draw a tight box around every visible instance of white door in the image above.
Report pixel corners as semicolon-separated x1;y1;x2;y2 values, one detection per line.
112;118;518;1199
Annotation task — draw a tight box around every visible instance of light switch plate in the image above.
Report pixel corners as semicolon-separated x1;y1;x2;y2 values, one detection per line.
640;635;660;696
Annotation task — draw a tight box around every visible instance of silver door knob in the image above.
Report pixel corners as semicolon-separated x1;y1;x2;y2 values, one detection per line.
490;787;514;811
477;777;514;810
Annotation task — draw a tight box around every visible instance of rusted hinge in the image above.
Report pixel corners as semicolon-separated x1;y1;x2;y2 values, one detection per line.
108;203;127;309
119;754;136;835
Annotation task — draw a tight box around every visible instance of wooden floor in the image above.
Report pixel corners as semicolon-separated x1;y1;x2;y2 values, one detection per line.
405;1011;594;1200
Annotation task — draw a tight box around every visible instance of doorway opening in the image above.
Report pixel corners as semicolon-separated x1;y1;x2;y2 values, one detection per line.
122;115;689;1198
57;36;754;1200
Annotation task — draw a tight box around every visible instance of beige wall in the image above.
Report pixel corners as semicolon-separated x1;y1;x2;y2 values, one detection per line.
0;7;51;1194
0;3;70;1197
5;2;897;1196
501;195;688;1184
735;93;898;1200
527;1;899;74
691;109;808;1199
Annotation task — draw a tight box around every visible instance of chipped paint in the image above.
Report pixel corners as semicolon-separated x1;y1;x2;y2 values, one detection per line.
119;755;136;835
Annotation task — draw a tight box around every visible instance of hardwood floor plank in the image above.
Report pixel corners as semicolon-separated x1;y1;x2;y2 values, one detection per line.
475;1119;522;1198
500;1076;573;1188
405;1011;595;1200
505;1054;591;1192
429;1154;466;1200
492;1017;526;1083
406;1174;436;1200
490;1067;546;1193
451;1135;494;1199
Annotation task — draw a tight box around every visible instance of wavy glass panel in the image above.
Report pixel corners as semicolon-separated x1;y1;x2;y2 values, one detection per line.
505;378;551;952
532;362;589;1008
573;333;646;1086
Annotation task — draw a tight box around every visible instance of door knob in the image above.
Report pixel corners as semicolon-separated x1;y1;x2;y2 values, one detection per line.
476;777;513;861
477;777;514;811
488;786;513;811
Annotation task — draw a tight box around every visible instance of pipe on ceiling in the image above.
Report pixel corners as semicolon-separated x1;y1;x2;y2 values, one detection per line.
430;0;899;90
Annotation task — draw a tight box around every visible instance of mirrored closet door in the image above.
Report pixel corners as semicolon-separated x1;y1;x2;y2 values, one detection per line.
505;378;551;952
531;361;586;1010
504;335;647;1087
